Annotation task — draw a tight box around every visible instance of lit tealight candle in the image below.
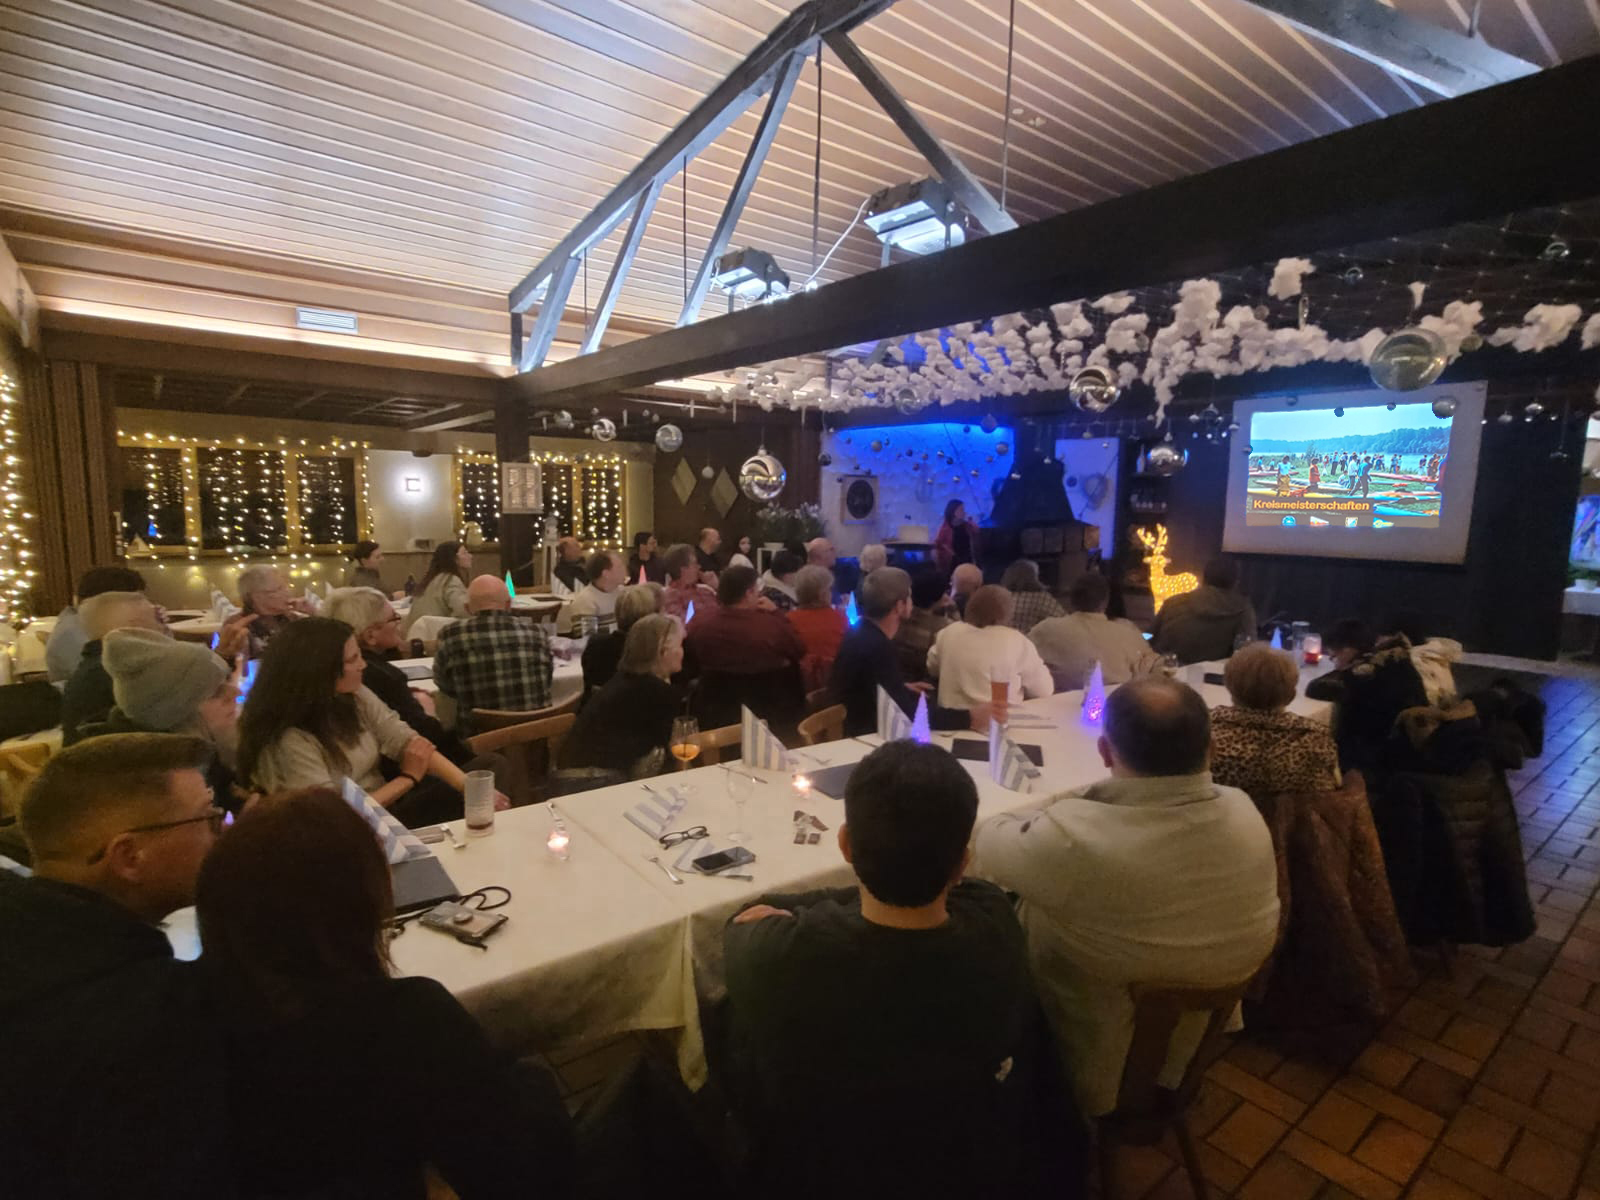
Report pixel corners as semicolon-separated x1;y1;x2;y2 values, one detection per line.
792;773;812;795
546;829;570;860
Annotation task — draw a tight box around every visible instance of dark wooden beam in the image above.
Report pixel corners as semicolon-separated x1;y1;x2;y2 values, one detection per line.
514;56;1600;408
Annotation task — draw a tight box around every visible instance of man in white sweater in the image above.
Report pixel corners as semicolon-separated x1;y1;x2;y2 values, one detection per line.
972;677;1279;1116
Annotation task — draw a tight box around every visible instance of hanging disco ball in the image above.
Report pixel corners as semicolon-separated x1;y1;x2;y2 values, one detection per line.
591;418;617;442
981;414;999;434
1525;400;1545;419
1431;396;1457;419
654;423;684;453
1497;411;1515;426
995;442;1009;456
869;440;883;453
1146;440;1187;476
552;409;574;431
1067;365;1119;414
701;464;716;480
1460;332;1484;353
1369;328;1447;392
818;452;832;468
1252;304;1270;321
1342;266;1364;286
894;386;925;415
738;450;787;502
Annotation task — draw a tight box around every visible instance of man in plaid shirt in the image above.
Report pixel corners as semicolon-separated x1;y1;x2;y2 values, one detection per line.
433;575;552;725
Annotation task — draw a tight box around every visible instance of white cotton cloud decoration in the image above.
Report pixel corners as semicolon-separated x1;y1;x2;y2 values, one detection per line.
1104;313;1150;354
1268;257;1315;300
1418;300;1484;360
1092;292;1135;314
1487;304;1585;352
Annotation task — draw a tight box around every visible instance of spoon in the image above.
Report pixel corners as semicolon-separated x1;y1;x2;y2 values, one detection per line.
646;854;684;885
444;825;466;851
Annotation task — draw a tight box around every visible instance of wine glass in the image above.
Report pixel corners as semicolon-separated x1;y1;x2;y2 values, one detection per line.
1159;653;1181;679
670;716;700;770
726;769;755;844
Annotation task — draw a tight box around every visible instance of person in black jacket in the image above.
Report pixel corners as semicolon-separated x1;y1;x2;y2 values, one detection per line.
565;614;683;778
326;587;473;764
829;567;994;737
61;591;167;745
579;581;663;703
1;734;233;1200
197;787;573;1199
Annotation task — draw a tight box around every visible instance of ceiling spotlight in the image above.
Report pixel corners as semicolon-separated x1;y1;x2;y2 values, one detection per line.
864;178;966;256
710;247;789;300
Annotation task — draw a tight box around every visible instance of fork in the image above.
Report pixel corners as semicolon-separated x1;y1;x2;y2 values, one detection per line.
646;854;684;885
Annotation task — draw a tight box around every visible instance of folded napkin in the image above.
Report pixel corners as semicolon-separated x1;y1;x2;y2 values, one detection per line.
741;705;793;771
876;686;911;742
209;588;240;622
340;777;431;864
989;720;1040;792
624;786;688;841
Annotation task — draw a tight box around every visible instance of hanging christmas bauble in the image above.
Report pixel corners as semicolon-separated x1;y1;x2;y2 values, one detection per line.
1067;365;1119;414
738;450;787;502
981;414;999;434
970;468;981;478
1525;400;1545;419
1145;439;1187;476
894;386;925;415
591;418;617;442
552;409;574;430
1460;332;1484;353
654;423;684;453
1252;304;1270;322
1430;396;1457;419
1342;266;1364;285
869;440;883;453
1497;411;1515;425
818;452;833;467
701;464;716;480
995;442;1009;456
1369;328;1446;392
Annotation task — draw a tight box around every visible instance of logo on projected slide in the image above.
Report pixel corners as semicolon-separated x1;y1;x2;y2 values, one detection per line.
1345;518;1359;528
1373;518;1394;529
1281;516;1296;526
1309;517;1329;526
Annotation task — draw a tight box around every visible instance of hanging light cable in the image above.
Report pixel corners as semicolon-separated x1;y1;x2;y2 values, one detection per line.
999;0;1018;214
811;49;823;280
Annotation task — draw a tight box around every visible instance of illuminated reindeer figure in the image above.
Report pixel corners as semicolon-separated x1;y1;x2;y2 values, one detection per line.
1135;525;1198;614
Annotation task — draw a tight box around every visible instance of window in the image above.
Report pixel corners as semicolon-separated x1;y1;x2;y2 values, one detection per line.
295;455;358;547
459;461;500;544
119;447;187;547
543;463;576;540
580;463;623;546
198;448;287;551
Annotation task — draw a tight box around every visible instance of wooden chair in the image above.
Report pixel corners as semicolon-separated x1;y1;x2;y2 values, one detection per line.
0;740;51;820
804;686;831;713
689;722;742;766
796;704;845;747
1097;979;1254;1200
469;691;581;734
465;712;576;806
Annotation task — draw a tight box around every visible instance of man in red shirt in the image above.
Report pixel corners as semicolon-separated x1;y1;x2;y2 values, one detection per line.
685;565;807;728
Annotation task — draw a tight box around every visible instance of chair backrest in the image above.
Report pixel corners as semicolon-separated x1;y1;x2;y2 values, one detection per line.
470;691;580;733
0;681;62;741
690;665;804;732
804;686;831;713
466;713;576;805
0;740;52;820
691;722;742;766
797;704;845;747
1114;979;1253;1115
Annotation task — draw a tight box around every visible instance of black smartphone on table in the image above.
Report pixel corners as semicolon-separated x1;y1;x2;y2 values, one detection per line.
692;846;756;875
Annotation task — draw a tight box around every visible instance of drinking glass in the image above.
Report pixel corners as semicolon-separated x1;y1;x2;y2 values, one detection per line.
726;769;755;844
670;716;701;769
1159;653;1180;678
989;668;1010;727
463;769;496;838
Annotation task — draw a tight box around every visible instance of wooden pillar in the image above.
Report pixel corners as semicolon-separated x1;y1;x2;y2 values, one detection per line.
19;358;118;612
493;385;537;587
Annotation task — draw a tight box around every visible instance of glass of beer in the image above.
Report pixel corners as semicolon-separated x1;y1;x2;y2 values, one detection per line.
989;668;1010;727
670;716;701;769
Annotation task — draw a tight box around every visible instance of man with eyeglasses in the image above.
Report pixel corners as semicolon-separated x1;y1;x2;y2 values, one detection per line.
0;734;234;1199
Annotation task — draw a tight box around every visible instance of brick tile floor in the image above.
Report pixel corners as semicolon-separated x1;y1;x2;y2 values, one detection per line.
1103;669;1600;1199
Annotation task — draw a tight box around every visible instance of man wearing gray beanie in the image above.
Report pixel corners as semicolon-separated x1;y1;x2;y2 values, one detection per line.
95;629;243;810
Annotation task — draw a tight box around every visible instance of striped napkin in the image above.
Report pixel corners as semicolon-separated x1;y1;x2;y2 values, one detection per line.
340;777;431;865
741;705;793;771
989;720;1041;792
877;686;911;742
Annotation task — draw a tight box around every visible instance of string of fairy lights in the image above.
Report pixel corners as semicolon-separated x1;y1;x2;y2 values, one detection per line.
457;455;501;543
0;368;34;619
453;448;629;549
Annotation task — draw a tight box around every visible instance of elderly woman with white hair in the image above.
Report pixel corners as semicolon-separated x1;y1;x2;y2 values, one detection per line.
323;587;471;765
1210;643;1340;798
237;564;306;659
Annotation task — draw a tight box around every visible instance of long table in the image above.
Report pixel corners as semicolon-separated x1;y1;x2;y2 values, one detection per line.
167;665;1332;1086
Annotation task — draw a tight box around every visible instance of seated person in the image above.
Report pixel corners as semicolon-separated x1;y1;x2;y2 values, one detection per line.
1029;572;1160;690
2;734;232;1200
696;527;723;580
240;618;502;827
788;564;848;692
723;740;1036;1198
564;615;683;778
343;539;384;591
237;563;310;658
95;628;245;812
62;591;166;745
1210;643;1340;797
197;788;573;1199
660;542;718;625
400;542;471;638
580;582;662;701
551;536;587;594
434;575;554;722
325;587;471;764
627;530;666;585
759;549;802;612
947;561;982;619
45;564;143;683
685;566;806;725
558;549;626;635
926;585;1053;710
1305;618;1376;704
893;569;952;684
1148;555;1257;664
830;568;993;737
1001;559;1065;633
973;678;1279;1116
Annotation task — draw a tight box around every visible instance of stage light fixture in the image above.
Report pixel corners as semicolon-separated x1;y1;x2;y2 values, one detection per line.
864;178;966;256
710;247;790;301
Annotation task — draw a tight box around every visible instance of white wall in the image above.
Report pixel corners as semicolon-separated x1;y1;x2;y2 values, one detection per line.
367;450;457;550
819;421;1015;556
1053;436;1121;555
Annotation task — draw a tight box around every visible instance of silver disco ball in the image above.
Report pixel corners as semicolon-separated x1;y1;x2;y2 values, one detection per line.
654;423;684;453
894;386;925;415
980;413;999;433
552;409;574;430
1146;441;1187;476
1068;365;1119;414
1431;396;1457;419
591;418;617;442
1369;328;1447;392
738;451;788;502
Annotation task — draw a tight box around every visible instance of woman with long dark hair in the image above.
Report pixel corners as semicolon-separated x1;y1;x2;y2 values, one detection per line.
344;539;384;590
933;499;980;576
198;788;572;1198
238;617;491;826
401;540;470;636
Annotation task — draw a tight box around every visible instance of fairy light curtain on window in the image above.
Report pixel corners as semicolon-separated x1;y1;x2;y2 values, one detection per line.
198;448;287;552
543;462;575;540
120;447;186;547
580;463;624;547
295;455;357;547
459;461;500;543
0;368;34;617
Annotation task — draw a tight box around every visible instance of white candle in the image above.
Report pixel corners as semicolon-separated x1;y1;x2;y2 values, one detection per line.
546;829;570;860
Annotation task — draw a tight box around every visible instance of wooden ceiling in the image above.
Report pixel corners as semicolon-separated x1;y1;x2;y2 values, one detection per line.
3;0;1595;390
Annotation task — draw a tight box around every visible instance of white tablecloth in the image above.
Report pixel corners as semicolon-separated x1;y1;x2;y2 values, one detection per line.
1565;586;1600;617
